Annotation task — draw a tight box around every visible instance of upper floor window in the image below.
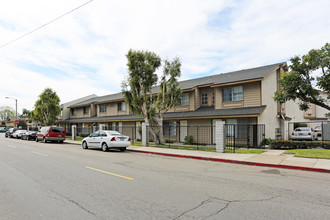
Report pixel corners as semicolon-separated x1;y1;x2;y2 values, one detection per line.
201;92;208;105
99;104;107;113
71;108;76;116
83;107;89;115
177;93;189;106
118;102;127;111
212;92;215;105
223;86;243;102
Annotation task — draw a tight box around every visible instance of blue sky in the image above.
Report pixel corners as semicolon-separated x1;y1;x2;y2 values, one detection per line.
1;0;330;114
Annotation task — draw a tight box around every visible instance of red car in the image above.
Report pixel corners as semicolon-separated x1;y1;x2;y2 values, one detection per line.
36;126;66;143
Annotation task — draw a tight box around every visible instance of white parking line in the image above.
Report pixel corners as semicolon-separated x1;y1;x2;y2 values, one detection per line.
7;145;16;148
31;151;48;157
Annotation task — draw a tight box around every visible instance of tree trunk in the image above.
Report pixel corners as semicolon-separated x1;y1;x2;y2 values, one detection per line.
156;117;165;145
144;117;158;145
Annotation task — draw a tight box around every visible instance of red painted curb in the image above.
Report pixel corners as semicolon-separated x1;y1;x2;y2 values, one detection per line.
128;149;330;173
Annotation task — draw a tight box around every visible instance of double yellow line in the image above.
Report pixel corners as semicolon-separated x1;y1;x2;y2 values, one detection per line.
86;166;134;180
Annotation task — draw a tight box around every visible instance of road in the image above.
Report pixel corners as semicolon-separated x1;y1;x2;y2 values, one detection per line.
1;134;330;220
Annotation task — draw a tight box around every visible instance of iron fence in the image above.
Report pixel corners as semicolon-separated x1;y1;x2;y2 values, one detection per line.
65;125;140;144
288;121;330;141
225;124;266;153
147;125;216;151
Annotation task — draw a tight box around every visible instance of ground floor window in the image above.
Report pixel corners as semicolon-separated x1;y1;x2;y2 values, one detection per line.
225;118;249;138
163;121;177;136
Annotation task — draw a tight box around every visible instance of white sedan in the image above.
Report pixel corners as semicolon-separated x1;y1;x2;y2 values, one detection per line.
82;130;130;152
291;127;317;141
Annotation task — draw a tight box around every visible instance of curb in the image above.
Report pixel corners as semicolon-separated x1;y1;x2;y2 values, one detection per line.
128;149;330;173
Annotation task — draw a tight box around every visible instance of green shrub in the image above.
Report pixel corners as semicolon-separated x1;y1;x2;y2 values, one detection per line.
79;133;90;138
164;138;174;143
184;135;193;145
269;140;330;149
259;138;273;147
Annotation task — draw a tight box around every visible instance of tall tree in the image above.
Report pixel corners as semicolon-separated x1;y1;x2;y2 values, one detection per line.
32;88;61;126
274;43;330;116
122;49;182;144
20;108;31;118
0;106;15;121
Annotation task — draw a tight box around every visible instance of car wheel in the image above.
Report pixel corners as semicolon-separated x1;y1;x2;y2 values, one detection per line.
101;142;108;152
36;137;39;142
82;141;88;149
42;137;46;143
119;147;126;152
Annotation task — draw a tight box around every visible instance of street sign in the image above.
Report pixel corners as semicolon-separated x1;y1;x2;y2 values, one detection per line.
14;120;19;125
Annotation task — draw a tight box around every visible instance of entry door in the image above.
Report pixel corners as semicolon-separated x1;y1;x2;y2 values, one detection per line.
180;120;187;142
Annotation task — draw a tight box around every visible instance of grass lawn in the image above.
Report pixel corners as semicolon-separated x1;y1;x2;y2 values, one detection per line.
132;142;265;154
225;148;266;154
132;141;216;151
284;149;330;159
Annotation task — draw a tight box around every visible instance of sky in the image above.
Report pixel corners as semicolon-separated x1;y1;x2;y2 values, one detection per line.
0;0;329;114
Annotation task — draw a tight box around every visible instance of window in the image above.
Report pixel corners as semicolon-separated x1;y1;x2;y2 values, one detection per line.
71;109;76;116
223;86;243;102
212;92;215;105
163;121;177;136
177;93;189;106
99;104;107;113
201;92;208;105
118;102;127;111
99;131;107;137
83;107;89;114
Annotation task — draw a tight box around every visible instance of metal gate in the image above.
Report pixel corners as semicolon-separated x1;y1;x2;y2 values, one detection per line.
225;124;265;152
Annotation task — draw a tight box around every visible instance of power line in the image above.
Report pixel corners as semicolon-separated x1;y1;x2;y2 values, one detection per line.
0;0;95;49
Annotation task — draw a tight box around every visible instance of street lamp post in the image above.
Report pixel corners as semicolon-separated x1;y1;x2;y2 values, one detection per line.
5;96;17;127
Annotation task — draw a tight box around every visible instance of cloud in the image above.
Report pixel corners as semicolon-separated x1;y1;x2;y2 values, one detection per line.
0;0;329;114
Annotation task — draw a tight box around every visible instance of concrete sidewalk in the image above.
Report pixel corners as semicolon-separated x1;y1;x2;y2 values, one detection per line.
65;140;330;173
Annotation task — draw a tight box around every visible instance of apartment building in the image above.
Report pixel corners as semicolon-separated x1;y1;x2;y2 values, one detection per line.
57;62;328;142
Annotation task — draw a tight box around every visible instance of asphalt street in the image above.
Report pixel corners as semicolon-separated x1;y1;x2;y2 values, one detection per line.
1;134;330;220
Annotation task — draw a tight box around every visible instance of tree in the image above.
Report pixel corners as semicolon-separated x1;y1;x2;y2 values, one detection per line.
122;49;182;144
20;108;31;118
274;43;330;115
32;88;61;126
0;106;15;121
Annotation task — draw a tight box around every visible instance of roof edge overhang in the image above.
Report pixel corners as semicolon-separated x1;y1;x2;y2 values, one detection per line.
211;78;263;88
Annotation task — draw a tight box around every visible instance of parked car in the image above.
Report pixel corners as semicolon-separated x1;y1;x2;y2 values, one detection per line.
314;126;322;138
12;130;27;139
22;131;37;140
82;130;130;152
6;128;19;138
36;126;66;143
0;127;10;133
291;127;317;141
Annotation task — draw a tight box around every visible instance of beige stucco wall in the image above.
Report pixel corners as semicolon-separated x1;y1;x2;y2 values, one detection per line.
258;68;281;139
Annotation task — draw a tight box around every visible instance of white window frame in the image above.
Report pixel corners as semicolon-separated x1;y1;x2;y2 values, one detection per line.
223;86;243;102
118;102;127;111
201;92;208;105
178;93;189;106
99;104;107;113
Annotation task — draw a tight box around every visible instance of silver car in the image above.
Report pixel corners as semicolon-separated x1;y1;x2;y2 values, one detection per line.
291;127;316;141
82;130;130;152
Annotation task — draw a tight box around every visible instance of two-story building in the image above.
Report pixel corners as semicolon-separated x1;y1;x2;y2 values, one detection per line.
57;62;329;143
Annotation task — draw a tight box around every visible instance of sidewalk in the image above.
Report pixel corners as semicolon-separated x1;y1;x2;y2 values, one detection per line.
65;140;330;173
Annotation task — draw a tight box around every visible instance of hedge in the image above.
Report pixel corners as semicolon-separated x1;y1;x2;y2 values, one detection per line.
268;140;330;150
